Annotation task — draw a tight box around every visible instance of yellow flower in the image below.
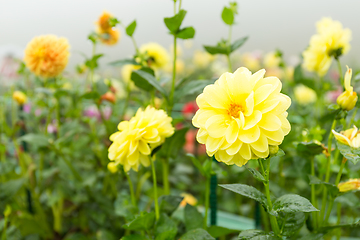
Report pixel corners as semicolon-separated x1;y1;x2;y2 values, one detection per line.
192;67;291;167
108;106;174;172
337;66;358;111
98;28;120;46
180;193;198;207
164;59;185;74
303;18;351;76
294;85;317;105
140;43;170;69
121;64;141;89
338;179;360;192
263;51;281;69
24;35;70;78
97;11;113;32
12;91;27;105
193;50;215;68
332;126;360;148
241;52;260;72
107;162;119;173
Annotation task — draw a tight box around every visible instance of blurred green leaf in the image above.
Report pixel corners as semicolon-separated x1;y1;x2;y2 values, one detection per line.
96;229;116;240
131;69;168;99
230;37;248;52
174;79;214;103
319;220;360;231
203;45;229;55
187;154;205;176
177;27;195;39
221;7;234;25
164;10;186;33
81;91;100;100
308;175;339;197
123;211;155;231
298;233;324;240
277;212;305;237
0;178;26;203
114;193;138;221
159;195;183;216
246;167;265;182
184;205;203;231
155;213;177;240
238;230;281;239
122;235;150;240
109;59;140;66
126;20;137;37
335;141;360;165
296;142;323;158
18;134;49;149
206;225;237;238
158;128;188;159
180;228;215;240
85;54;103;70
273;194;319;214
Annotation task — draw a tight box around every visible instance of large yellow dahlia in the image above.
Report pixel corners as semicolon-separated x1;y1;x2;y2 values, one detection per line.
140;43;170;69
24;35;70;78
192;67;291;167
108;106;174;172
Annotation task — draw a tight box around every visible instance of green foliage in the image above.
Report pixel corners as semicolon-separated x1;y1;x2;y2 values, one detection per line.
308;175;340;198
335;141;360;165
180;229;215;240
272;194;319;214
246;167;265;182
277;212;305;237
108;59;140;66
221;7;234;25
123;211;155;231
158;195;183;215
85;54;103;70
164;10;195;39
131;68;168;100
238;230;281;239
155;213;178;240
158;128;188;159
174;79;215;103
184;204;204;231
296;142;324;158
206;225;238;238
126;20;137;37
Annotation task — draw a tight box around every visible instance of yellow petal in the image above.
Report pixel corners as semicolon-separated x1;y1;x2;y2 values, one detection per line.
244;91;254;116
138;140;151;155
205;114;227;138
206;136;225;153
238;126;261;143
226;140;243;155
238;143;251;160
332;130;351;146
250;133;269;152
225;120;239;144
258;113;282;131
244;110;262;130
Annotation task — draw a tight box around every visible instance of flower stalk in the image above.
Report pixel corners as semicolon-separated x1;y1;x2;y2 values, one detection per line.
150;156;160;220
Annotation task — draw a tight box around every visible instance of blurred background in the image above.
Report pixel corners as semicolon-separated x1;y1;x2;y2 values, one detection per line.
0;0;359;73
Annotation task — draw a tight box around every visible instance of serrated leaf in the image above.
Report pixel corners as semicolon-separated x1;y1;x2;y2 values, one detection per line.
123;212;155;231
203;45;229;55
177;27;195;39
126;20;137;37
164;10;187;33
131;69;168;99
230;37;248;52
238;230;281;240
273;194;319;214
220;184;268;210
155;213;177;240
221;7;234;25
308;175;339;197
180;229;215;240
109;59;140;66
335;141;360;165
184;205;204;231
277;212;305;237
158;195;183;216
246;167;265;182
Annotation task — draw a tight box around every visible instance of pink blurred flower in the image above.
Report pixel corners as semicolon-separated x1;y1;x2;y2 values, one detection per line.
84;105;111;121
23;103;31;113
47;121;57;134
329;70;340;83
184;129;206;155
327;88;343;103
35;109;42;116
182;101;198;119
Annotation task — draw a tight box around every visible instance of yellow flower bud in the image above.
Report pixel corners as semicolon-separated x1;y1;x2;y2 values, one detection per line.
338;178;360;192
337;66;358;111
12;91;27;105
269;145;279;156
180;193;198;207
294;84;317;105
107;162;119;173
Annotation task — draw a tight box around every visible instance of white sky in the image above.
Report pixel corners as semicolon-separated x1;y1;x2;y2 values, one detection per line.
0;0;359;70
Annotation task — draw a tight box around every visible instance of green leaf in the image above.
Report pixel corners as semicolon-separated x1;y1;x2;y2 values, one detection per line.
230;37;248;52
184;205;204;231
164;10;187;33
308;175;339;197
81;91;100;100
155;213;177;240
85;54;103;70
177;27;195;39
158;128;188;159
296;142;324;158
96;229;116;240
221;7;234;25
123;211;155;231
54;89;70;99
174;79;214;103
277;212;305;237
18;134;49;149
0;178;26;203
273;194;319;214
298;233;324;240
131;69;168;99
108;59;140;66
319;220;360;231
126;20;137;37
219;184;268;210
180;229;215;240
335;141;360;165
187;154;205;176
159;195;183;216
122;235;150;240
206;225;237;238
238;230;281;240
246;167;265;182
203;45;229;55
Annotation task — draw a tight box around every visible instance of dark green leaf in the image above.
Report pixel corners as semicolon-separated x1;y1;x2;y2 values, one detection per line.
221;7;234;25
319;220;360;231
180;229;215;240
184;205;204;231
246;167;265;182
298;233;324;240
174;79;214;103
202;159;213;178
277;212;305;237
187;154;205;176
206;225;237;238
122;235;150;240
123;211;155;231
158;128;188;158
238;230;281;240
177;27;195;39
96;229;116;240
219;184;268;210
131;69;168;99
164;10;187;33
18;134;49;149
126;20;137;37
273;194;319;214
81;91;100;100
108;59;140;66
296;142;324;158
155;213;177;240
0;178;26;203
95;80;108;95
114;193;138;221
308;175;339;197
159;195;183;216
203;45;229;55
335;141;360;165
230;37;248;52
85;54;103;70
54;89;70;99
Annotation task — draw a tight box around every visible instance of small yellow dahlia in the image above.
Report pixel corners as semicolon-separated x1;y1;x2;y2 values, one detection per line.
193;50;215;68
108;106;174;172
192;67;291;167
140;43;170;69
24;35;70;78
241;52;261;72
12;91;27;105
98;28;120;46
294;84;317;105
180;193;198;207
303;18;351;76
338;179;360;192
332;126;360;148
263;51;281;69
337;66;358;111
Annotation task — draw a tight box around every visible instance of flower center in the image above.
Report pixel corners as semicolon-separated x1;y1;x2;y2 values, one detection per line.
228;103;243;118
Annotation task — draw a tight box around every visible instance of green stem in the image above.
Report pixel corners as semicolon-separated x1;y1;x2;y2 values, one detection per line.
324;198;333;224
178;0;182;12
131;36;140;54
226;55;232;72
335;158;346;185
125;171;137;207
336;203;341;240
2;215;8;240
204;176;210;229
310;157;318;229
54;147;82;182
347;108;358;128
258;159;280;235
336;59;343;88
162;158;170;195
169;34;177;113
150;156;160;220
